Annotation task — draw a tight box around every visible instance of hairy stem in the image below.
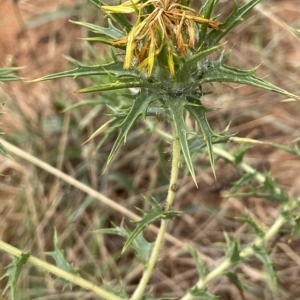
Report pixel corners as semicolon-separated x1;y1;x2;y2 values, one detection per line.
0;241;123;300
130;123;181;300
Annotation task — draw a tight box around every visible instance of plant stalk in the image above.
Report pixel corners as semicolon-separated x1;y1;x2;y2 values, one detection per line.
130;123;181;300
0;240;124;300
180;212;287;300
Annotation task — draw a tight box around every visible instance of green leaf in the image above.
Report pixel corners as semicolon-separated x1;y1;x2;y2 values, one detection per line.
236;213;265;238
252;246;278;290
267;141;300;157
188;135;230;153
187;245;207;278
232;146;252;165
46;230;80;289
108;13;132;35
225;271;245;300
106;92;156;167
186;98;218;179
166;95;197;185
0;252;30;300
198;0;218;46
78;80;157;93
181;43;225;81
33;60;138;82
229;191;288;204
121;198;180;255
71;19;124;39
206;0;261;47
229;172;256;194
96;225;154;267
224;233;241;265
198;54;300;101
189;287;219;299
96;0;132;33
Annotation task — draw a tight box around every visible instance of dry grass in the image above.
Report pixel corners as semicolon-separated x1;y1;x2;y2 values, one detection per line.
0;0;300;299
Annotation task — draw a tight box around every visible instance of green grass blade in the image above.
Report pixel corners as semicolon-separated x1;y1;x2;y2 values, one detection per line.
0;67;22;83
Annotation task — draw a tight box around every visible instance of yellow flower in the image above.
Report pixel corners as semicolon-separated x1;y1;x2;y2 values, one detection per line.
102;0;220;76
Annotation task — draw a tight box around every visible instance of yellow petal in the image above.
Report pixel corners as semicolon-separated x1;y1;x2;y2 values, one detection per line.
167;45;175;76
102;0;142;14
147;38;156;75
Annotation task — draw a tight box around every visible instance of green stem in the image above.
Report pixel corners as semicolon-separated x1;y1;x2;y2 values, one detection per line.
0;240;124;300
180;213;287;300
130;123;181;300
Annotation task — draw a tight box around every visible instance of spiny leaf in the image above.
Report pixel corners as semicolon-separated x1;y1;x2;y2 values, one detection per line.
236;213;265;238
189;287;219;299
95;225;154;267
198;0;218;46
232;145;252;165
0;252;30;300
71;19;124;39
78;80;158;93
188;135;230;153
46;230;80;289
252;246;278;291
186;98;218;179
229;172;256;195
97;0;132;33
225;271;246;300
32;60;138;82
181;43;225;80
206;0;261;47
106;92;157;168
224;233;241;265
121;198;180;255
166;95;197;185
198;54;300;101
229;191;288;204
187;245;207;278
267;141;300;157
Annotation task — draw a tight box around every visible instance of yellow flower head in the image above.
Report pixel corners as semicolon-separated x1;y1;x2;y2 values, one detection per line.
102;0;220;76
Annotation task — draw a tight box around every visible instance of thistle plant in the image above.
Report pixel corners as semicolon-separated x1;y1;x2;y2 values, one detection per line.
1;0;300;299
